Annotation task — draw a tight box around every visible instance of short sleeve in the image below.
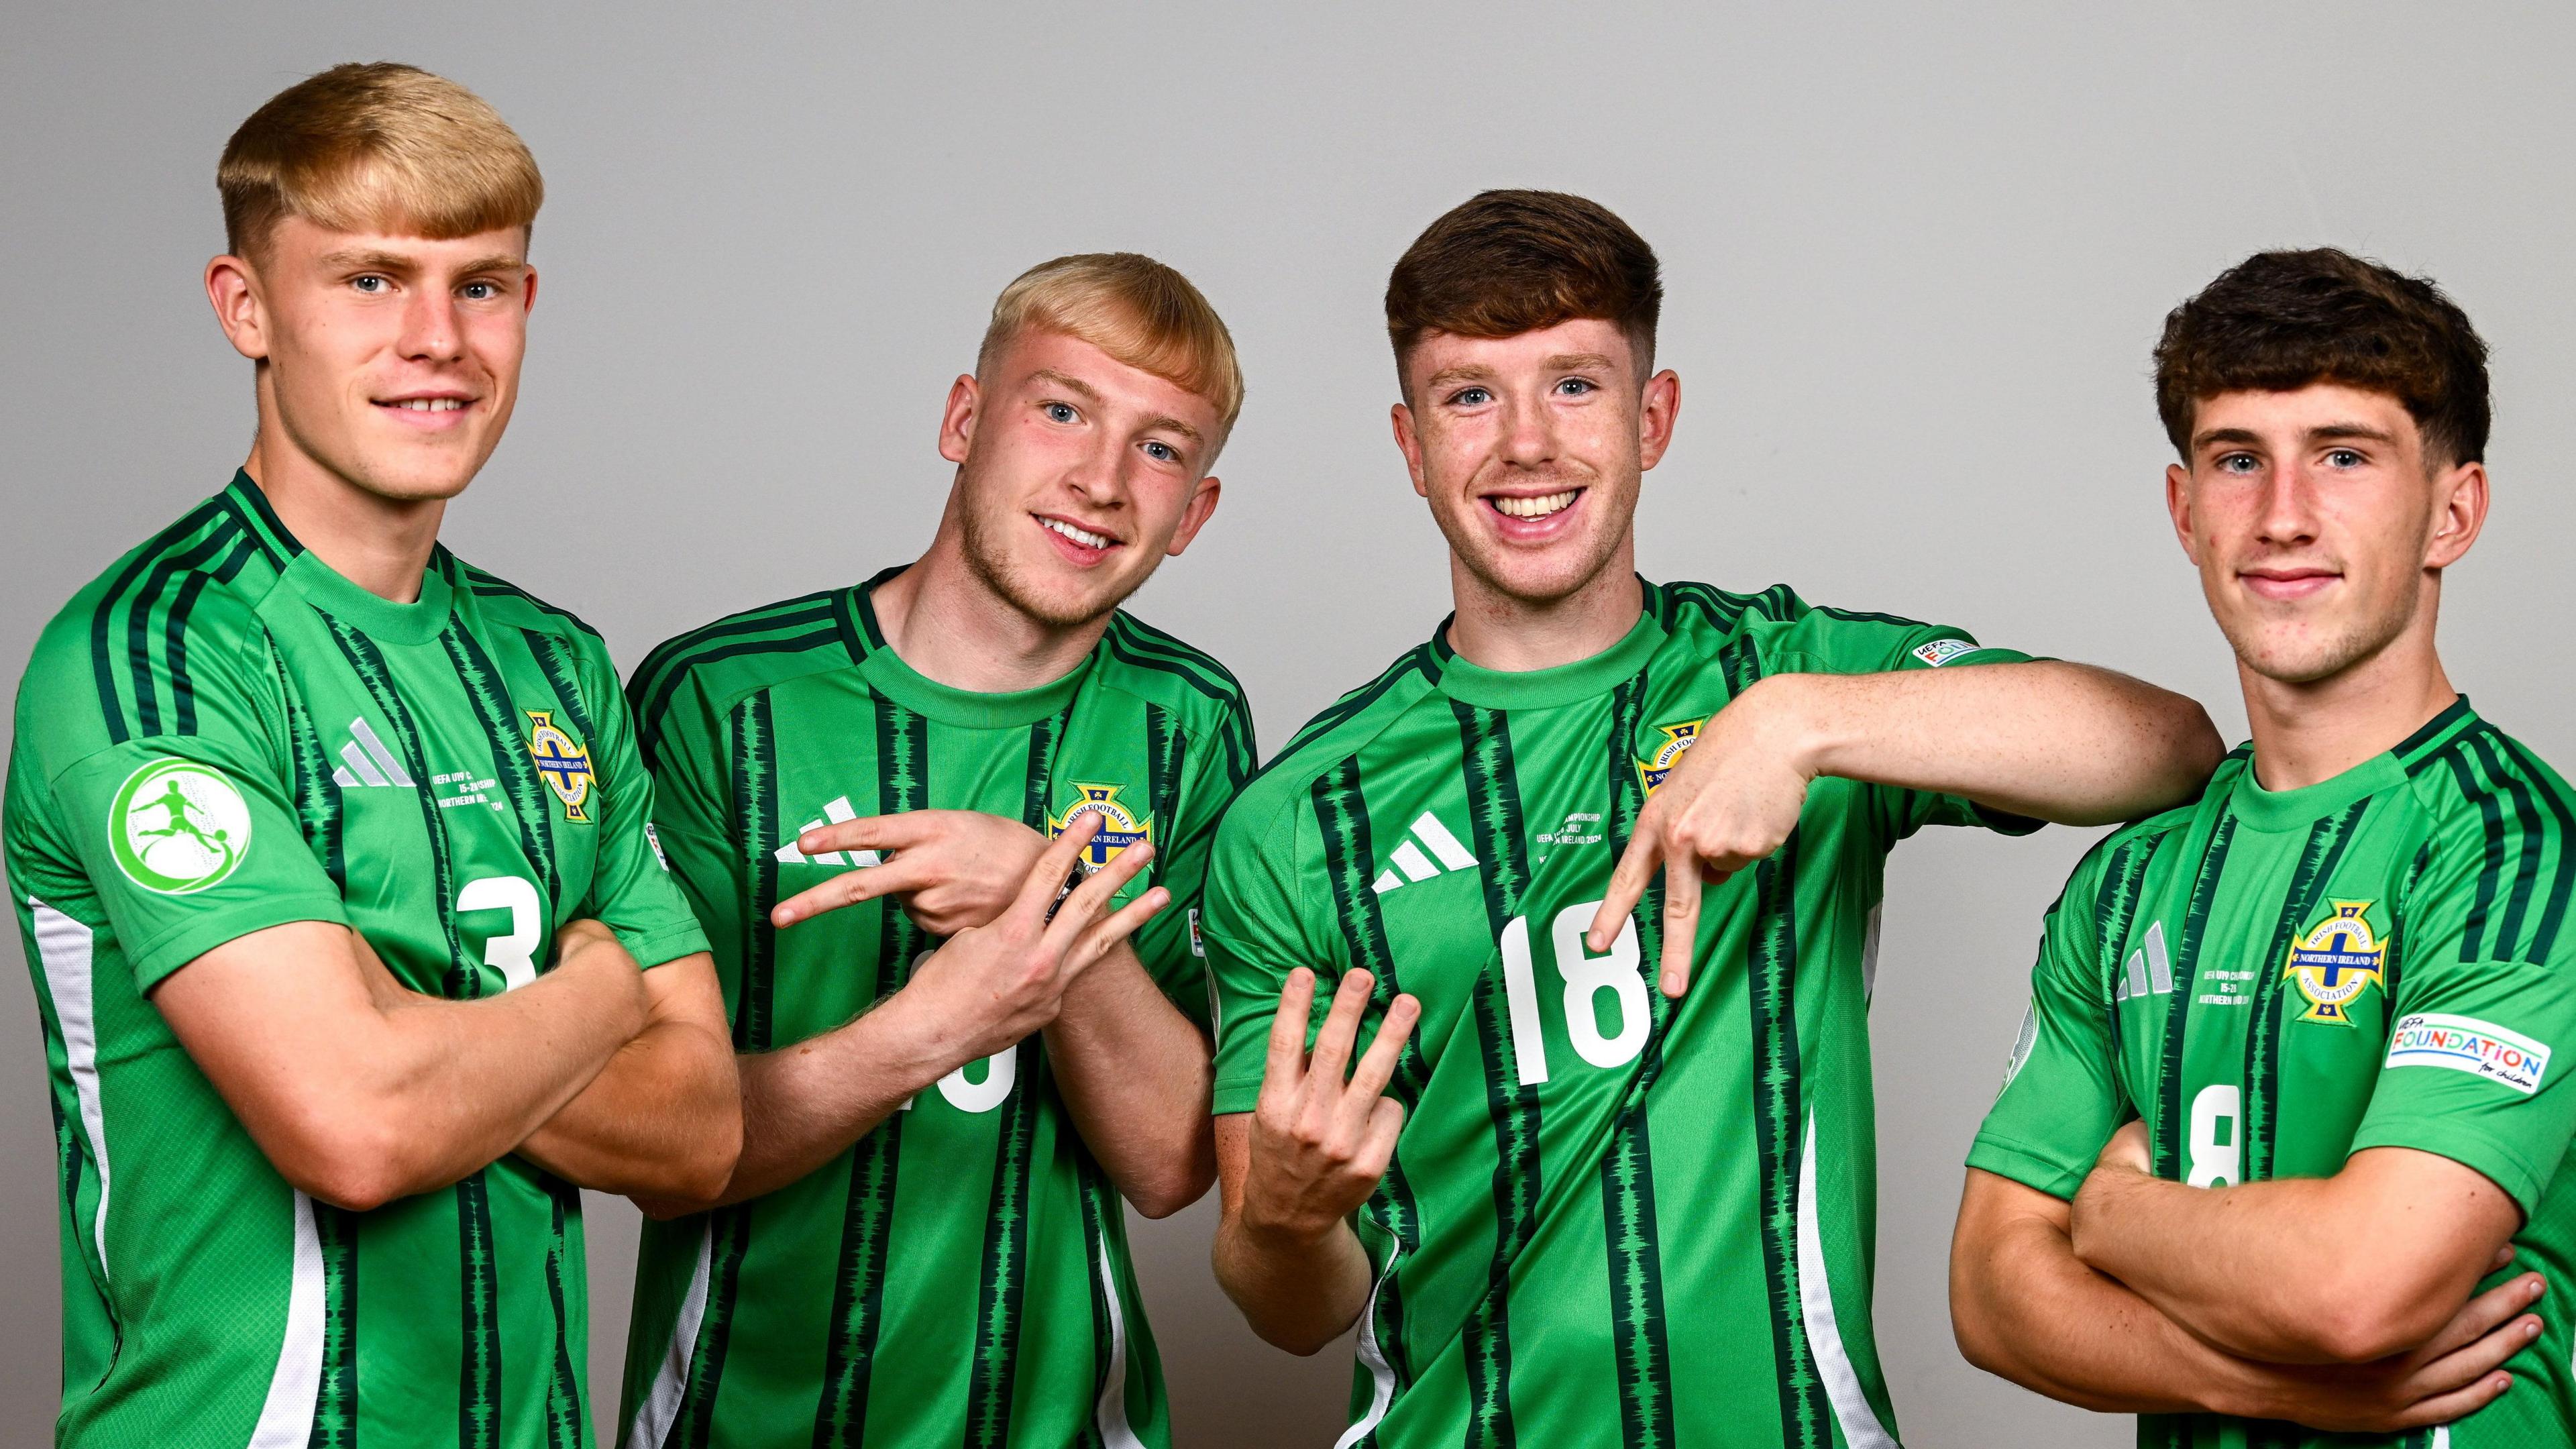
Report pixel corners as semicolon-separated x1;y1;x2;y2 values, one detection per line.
1967;855;2128;1200
623;665;745;998
1130;698;1258;1032
2350;807;2576;1216
566;637;707;969
1206;793;1326;1114
48;735;346;992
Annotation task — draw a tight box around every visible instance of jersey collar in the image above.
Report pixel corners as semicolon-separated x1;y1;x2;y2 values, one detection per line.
278;535;457;645
1432;600;1666;712
850;570;1095;728
2226;696;2477;832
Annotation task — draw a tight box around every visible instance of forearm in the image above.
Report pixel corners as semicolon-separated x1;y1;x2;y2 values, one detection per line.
689;999;950;1211
1214;1208;1376;1355
1044;943;1216;1218
1955;1179;2273;1415
520;1011;739;1200
1784;660;2222;824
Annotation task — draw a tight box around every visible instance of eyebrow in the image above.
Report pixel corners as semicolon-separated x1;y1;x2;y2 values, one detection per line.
2191;423;2400;451
1421;363;1497;392
1542;352;1619;373
1142;413;1205;445
313;249;526;277
1028;368;1104;403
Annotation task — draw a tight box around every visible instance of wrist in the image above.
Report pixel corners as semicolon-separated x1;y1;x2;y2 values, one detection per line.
1234;1199;1343;1255
1741;674;1834;781
854;987;971;1096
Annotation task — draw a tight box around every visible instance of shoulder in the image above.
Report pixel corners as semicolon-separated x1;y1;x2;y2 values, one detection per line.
1097;610;1253;736
17;492;290;767
623;588;856;763
447;553;606;653
2404;710;2576;833
1652;578;1976;672
1220;641;1444;843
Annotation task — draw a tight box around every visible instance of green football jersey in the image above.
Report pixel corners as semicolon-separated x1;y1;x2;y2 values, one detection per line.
1972;700;2576;1449
1205;580;2037;1449
5;472;712;1449
617;569;1254;1449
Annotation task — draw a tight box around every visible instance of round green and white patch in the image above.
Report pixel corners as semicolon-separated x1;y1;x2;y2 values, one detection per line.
108;757;252;895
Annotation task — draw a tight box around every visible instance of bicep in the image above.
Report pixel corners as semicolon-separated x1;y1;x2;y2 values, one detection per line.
149;920;380;1157
2337;1145;2522;1276
637;951;729;1040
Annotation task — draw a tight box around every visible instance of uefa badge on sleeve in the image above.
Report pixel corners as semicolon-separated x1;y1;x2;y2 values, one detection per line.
108;757;252;894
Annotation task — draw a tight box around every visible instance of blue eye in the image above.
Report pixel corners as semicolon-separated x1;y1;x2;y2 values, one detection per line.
2218;452;2259;474
352;275;388;294
461;281;496;301
1144;441;1177;463
1556;378;1594;396
2325;448;2362;468
1046;402;1077;423
1452;387;1492;407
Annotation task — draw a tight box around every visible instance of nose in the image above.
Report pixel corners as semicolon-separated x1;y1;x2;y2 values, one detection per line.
2255;459;2320;549
398;287;464;364
1065;425;1130;507
1499;393;1556;470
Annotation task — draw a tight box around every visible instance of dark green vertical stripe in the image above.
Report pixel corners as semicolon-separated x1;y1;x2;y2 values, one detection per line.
812;693;926;1448
1748;831;1826;1449
1145;704;1184;849
2243;802;2367;1183
457;1172;502;1449
1452;700;1535;1449
306;1203;358;1449
963;706;1073;1448
2465;731;2544;961
277;647;348;894
1599;668;1673;1449
2151;813;2239;1181
164;532;258;738
667;693;782;1448
445;625;564;912
89;496;231;745
125;523;241;737
1310;757;1425;1413
1077;1163;1117;1449
2092;837;2156;1057
542;1180;585;1449
2494;735;2575;962
525;629;601;745
322;615;470;996
2439;746;2508;962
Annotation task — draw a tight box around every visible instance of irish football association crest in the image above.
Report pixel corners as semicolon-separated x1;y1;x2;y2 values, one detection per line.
1635;720;1702;798
525;710;594;823
2283;900;2385;1026
1049;783;1153;867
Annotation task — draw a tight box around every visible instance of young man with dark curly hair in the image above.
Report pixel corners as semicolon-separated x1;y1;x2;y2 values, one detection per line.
1953;248;2576;1447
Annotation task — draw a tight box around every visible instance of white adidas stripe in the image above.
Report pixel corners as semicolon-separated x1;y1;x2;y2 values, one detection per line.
328;717;413;789
773;795;883;867
1371;812;1479;894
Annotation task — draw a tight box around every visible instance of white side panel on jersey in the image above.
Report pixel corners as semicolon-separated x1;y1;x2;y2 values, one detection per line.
1090;1227;1147;1449
32;899;112;1280
1798;1114;1900;1449
1332;1242;1404;1449
246;1190;325;1449
627;1220;715;1449
1860;902;1884;1006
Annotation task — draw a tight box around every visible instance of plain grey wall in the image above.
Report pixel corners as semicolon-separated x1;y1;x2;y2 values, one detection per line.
9;4;2576;1445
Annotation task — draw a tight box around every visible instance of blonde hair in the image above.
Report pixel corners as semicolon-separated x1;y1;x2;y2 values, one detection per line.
977;254;1246;443
219;62;543;261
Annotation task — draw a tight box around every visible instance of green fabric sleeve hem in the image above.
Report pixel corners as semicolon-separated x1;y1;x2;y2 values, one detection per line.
129;896;353;992
1964;1134;2085;1202
620;922;714;971
2346;1119;2548;1218
1212;1077;1263;1115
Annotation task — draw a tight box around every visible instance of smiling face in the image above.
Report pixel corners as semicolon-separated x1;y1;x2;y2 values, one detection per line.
940;327;1224;629
1392;317;1677;612
212;215;534;503
2167;383;2487;686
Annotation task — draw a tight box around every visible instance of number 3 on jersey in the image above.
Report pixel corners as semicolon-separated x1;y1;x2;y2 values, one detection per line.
1500;900;1648;1085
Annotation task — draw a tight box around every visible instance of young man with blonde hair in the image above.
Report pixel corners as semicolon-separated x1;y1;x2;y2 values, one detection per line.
9;63;741;1446
1201;190;2223;1447
619;253;1252;1448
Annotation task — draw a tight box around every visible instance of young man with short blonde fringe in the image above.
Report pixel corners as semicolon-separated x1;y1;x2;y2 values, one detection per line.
7;64;742;1446
619;255;1252;1448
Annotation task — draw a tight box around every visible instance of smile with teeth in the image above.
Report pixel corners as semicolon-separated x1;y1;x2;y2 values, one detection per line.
385;398;468;412
1039;517;1116;549
1491;489;1580;519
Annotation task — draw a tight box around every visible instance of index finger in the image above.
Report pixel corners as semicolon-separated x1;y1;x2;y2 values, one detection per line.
1591;826;1662;951
1657;858;1702;997
1263;967;1320;1097
998;812;1104;927
796;812;934;859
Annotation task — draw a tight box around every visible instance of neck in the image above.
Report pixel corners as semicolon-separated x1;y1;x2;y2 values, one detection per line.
2241;607;2455;792
871;528;1109;694
1445;544;1644;673
242;433;444;606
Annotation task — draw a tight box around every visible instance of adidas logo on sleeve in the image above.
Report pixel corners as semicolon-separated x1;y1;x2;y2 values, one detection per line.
1371;812;1479;895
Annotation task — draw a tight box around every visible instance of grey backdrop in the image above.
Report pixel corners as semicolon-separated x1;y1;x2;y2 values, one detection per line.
8;5;2575;1446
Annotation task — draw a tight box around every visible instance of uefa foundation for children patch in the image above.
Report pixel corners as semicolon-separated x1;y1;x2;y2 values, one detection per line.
109;757;252;894
2385;1012;2551;1095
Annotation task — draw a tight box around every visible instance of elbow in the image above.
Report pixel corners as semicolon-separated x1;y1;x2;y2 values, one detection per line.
2303;1276;2452;1364
272;1112;420;1213
1130;1157;1218;1222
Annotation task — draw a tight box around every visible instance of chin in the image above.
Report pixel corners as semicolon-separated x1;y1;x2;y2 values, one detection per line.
983;554;1129;630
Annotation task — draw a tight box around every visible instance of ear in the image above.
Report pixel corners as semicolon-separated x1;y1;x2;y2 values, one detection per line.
1637;368;1681;471
521;264;539;317
938;374;981;466
1163;474;1223;558
2165;461;2200;566
1391;402;1428;499
2425;460;2489;570
206;254;270;362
